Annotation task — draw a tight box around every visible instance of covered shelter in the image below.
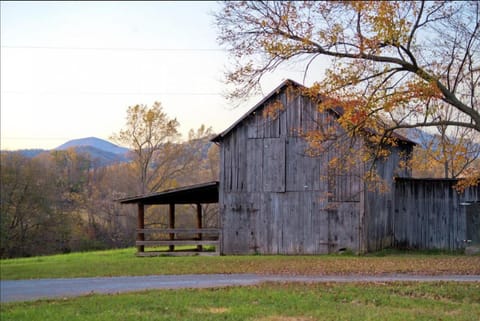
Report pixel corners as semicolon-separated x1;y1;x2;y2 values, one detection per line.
119;181;220;256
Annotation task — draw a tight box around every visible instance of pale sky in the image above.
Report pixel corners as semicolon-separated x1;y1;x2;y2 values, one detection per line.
1;1;326;150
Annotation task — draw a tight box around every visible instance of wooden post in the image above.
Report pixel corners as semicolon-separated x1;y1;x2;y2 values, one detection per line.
196;203;203;251
137;203;145;253
169;203;175;251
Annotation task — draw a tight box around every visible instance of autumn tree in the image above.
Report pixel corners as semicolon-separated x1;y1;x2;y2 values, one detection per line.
1;147;142;257
112;102;181;194
434;117;479;180
140;124;219;230
408;107;480;179
183;125;220;228
215;1;480;184
81;163;137;249
181;124;217;184
0;152;76;257
146;125;214;191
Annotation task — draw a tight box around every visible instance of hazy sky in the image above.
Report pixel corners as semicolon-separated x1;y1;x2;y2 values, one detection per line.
1;1;326;150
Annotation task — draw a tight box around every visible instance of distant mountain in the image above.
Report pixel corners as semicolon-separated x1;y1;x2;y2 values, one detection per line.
399;128;480;156
53;137;131;167
17;149;47;158
1;137;131;168
55;137;129;155
399;128;437;148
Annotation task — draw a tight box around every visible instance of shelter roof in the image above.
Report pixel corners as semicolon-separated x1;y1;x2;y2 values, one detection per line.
118;181;219;205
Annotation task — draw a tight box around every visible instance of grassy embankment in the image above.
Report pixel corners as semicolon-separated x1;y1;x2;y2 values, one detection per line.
1;247;479;280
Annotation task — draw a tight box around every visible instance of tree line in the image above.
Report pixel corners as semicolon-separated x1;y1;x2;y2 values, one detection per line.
1;102;219;258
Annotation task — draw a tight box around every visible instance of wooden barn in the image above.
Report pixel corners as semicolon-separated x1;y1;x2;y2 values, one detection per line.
211;79;415;255
120;79;480;256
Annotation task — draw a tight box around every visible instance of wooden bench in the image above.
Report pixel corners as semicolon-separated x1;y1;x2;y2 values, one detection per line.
136;228;221;256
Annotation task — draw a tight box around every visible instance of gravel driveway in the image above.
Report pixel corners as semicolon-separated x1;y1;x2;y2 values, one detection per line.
2;274;479;303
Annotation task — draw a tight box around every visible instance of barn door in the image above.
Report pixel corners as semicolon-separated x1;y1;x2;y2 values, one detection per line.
466;202;480;245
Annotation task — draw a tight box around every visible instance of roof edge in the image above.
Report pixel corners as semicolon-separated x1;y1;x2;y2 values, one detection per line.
211;79;415;145
211;79;303;142
117;181;219;204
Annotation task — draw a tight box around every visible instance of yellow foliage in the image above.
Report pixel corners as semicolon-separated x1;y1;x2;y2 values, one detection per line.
262;100;285;120
216;1;479;189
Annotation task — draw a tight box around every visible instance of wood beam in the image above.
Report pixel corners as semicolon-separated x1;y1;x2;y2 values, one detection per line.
137;203;145;253
169;203;175;251
196;203;203;251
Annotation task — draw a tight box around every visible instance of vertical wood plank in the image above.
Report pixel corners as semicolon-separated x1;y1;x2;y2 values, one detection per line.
137;203;145;253
196;203;203;251
263;138;286;192
169;203;175;251
393;178;480;250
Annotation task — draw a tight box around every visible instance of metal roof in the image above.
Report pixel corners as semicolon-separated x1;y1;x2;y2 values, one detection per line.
118;181;219;205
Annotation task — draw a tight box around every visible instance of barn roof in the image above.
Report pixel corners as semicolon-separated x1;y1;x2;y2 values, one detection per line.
118;181;219;205
211;79;415;145
211;79;300;142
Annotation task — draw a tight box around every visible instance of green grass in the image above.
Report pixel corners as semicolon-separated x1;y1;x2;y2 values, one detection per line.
1;247;479;280
2;282;479;321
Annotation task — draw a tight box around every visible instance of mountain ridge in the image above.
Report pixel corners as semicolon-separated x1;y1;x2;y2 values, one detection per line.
7;137;131;167
54;137;129;155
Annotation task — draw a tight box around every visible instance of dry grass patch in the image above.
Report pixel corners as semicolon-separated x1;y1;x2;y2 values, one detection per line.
208;307;230;314
251;256;480;276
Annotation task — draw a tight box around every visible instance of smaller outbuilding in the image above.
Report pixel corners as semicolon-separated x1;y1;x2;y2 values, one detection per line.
119;181;220;256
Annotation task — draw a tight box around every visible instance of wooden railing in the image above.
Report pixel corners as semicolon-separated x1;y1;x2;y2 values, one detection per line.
136;228;221;256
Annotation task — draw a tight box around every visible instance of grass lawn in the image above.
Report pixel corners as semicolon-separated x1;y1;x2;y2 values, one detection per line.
2;282;479;321
1;247;479;280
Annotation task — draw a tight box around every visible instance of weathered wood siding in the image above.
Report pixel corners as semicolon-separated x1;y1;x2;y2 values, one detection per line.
220;89;362;254
218;80;477;254
364;144;413;252
393;178;480;250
